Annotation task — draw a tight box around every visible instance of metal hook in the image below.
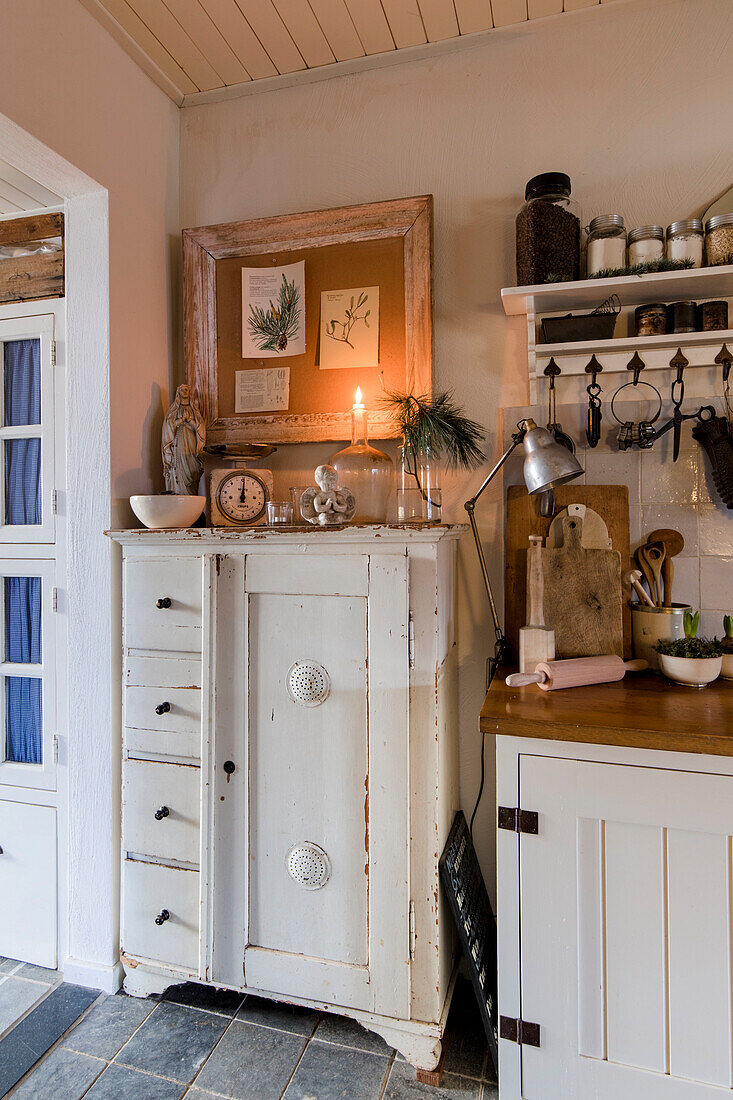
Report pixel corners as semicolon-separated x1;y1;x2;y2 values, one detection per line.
585;356;603;449
543;357;561;387
715;343;732;384
627;351;645;385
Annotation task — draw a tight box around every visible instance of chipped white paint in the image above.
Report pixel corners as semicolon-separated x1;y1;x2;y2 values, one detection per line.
112;525;462;1070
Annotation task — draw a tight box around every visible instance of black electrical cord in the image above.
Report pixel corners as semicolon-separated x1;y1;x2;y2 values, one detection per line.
469;637;503;838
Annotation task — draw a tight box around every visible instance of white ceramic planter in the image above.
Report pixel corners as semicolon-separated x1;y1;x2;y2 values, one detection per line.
722;652;733;681
658;652;722;688
130;495;205;530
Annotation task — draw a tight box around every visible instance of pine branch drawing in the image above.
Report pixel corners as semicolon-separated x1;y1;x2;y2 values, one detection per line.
325;291;370;348
248;274;302;352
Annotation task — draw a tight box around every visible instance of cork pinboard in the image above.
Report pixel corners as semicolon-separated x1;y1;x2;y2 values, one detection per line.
184;196;433;445
505;484;632;661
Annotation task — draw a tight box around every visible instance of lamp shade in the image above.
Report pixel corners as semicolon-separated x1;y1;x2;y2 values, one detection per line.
522;419;584;495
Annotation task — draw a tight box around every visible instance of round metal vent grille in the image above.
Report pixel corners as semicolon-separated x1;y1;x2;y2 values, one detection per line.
287;661;330;707
286;842;331;890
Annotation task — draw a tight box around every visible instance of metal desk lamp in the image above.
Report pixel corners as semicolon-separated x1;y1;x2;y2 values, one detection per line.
464;417;584;683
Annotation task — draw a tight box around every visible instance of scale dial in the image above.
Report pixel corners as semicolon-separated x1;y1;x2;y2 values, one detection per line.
214;470;269;525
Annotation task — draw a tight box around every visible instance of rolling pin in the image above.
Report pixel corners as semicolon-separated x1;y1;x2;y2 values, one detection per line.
506;655;647;691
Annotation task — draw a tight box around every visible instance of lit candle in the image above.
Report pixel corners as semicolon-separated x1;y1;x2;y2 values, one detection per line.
353;387;365;410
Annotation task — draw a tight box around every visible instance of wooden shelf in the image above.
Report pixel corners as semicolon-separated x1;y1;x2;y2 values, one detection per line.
502;264;733;317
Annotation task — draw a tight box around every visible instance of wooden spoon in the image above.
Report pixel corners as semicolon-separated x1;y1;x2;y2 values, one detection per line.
647;528;684;607
635;546;657;604
641;543;665;607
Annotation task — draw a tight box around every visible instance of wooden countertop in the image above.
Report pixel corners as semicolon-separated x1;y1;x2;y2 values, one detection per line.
481;671;733;756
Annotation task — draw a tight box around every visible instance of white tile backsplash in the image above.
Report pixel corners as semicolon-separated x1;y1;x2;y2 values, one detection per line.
504;398;733;628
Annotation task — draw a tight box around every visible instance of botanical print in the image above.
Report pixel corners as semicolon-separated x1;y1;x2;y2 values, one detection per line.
320;285;379;370
242;260;305;357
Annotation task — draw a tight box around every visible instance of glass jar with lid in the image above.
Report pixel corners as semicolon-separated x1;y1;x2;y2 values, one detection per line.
515;172;580;286
666;220;704;267
705;214;733;267
587;215;626;276
627;225;664;266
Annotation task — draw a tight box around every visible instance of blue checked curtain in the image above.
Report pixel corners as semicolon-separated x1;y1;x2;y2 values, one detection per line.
3;340;43;764
5;338;41;526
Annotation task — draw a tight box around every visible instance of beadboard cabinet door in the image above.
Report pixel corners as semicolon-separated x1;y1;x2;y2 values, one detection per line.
516;755;733;1099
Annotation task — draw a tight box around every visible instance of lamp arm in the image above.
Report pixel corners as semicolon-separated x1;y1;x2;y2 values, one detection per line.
464;428;526;681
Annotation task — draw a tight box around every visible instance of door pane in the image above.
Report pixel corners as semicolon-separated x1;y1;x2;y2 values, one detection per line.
5;439;41;525
5;676;42;763
4;339;41;426
5;576;41;663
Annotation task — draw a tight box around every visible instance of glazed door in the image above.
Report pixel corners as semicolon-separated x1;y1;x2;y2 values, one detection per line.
210;552;410;1017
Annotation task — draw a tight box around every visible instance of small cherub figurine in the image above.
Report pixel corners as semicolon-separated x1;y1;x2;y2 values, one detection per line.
300;464;356;526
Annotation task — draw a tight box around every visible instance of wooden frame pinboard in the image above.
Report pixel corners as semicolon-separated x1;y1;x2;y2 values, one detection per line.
183;196;433;444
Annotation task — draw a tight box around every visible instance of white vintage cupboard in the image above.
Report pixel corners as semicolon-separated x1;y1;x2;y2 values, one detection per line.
485;675;733;1099
110;524;463;1069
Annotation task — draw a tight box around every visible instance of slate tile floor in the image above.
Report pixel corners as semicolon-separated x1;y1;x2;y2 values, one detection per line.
0;958;60;1038
4;976;496;1099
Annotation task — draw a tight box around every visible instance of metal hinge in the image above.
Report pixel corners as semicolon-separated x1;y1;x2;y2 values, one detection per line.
53;734;59;764
52;587;58;612
409;900;416;960
498;806;539;834
50;340;56;367
52;490;58;515
408;613;415;669
500;1016;541;1048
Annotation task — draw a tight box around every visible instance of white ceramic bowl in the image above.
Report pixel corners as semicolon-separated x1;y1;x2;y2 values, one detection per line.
722;652;733;681
130;494;205;530
658;653;722;688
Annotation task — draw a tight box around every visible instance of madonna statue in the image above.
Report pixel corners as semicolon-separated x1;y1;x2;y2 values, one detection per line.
161;384;205;495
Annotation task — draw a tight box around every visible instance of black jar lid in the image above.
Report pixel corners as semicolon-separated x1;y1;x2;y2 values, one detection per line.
525;172;571;201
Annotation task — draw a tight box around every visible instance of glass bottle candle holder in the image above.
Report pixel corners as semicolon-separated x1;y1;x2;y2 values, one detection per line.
330;404;394;523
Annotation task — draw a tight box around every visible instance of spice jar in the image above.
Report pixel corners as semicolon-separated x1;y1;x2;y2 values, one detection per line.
515;172;580;286
666;220;704;267
628;225;664;266
668;301;697;334
587;215;626;276
635;303;667;337
699;300;729;331
705;214;733;266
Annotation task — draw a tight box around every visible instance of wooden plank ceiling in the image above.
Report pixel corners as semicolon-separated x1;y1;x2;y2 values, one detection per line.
80;0;615;104
0;160;62;217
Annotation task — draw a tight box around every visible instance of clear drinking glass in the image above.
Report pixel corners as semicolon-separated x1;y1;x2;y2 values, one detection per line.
289;487;310;524
266;500;293;525
396;444;441;523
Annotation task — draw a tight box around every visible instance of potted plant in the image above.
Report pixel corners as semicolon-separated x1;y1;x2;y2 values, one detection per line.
382;390;484;523
722;615;733;681
656;610;722;687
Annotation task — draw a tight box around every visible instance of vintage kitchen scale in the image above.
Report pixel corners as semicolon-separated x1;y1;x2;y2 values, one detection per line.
206;442;275;527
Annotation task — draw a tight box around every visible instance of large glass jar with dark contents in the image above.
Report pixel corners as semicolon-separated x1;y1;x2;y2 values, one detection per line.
516;172;580;286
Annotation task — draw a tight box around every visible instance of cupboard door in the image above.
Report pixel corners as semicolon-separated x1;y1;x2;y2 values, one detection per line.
0;800;56;967
518;756;733;1099
226;553;409;1016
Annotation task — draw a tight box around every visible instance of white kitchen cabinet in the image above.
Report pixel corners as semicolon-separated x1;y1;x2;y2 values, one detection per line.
497;733;733;1099
110;525;462;1070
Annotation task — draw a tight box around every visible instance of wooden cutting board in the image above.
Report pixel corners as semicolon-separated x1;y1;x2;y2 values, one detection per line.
541;513;623;658
505;484;631;660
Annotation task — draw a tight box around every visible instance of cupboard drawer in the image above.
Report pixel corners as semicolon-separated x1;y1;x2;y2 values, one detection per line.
123;759;200;864
125;686;201;760
122;859;199;972
124;558;202;653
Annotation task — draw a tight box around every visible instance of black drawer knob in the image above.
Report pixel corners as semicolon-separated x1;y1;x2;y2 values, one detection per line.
156;597;171;609
154;806;170;821
154;909;170;925
155;702;171;715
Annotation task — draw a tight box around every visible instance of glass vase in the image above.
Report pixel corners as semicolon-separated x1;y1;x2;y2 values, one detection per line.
396;443;441;524
330;406;394;523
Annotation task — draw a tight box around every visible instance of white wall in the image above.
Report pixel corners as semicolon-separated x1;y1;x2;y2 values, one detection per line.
0;0;180;511
0;0;179;985
181;0;733;888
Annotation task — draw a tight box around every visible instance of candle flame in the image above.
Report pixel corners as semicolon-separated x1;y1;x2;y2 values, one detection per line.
353;387;364;409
